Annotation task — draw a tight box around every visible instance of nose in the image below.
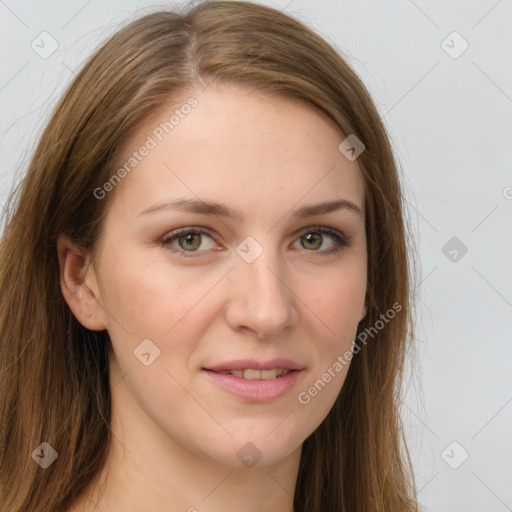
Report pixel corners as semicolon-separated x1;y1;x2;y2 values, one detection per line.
224;246;298;340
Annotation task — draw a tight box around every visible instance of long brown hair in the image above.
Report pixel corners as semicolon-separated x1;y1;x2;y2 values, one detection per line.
0;2;420;510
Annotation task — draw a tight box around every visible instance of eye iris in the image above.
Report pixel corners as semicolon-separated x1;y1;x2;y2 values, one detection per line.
178;233;201;251
302;232;322;250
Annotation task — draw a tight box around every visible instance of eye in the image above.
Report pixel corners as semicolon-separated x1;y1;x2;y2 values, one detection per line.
160;226;350;258
291;226;350;256
161;227;218;257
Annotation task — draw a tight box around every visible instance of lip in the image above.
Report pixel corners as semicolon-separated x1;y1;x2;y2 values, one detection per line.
204;358;304;372
203;368;304;403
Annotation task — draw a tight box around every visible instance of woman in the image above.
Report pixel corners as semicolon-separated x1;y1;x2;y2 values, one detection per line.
0;1;420;511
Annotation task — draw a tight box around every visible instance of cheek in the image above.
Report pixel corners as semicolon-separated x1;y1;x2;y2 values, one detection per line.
99;248;207;334
98;251;223;378
296;264;365;407
300;266;366;337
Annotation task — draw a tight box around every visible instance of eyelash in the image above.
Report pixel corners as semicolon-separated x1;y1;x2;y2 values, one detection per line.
160;226;351;258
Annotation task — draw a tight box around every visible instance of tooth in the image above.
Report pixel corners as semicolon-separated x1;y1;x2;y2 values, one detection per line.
260;369;278;379
243;369;261;380
218;368;292;379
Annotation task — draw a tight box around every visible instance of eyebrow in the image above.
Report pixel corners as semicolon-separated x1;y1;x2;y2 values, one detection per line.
136;197;363;220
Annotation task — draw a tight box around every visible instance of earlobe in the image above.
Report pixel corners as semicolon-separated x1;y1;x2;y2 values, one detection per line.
56;235;107;331
360;303;367;321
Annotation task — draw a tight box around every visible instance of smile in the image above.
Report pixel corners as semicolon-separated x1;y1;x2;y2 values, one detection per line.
212;368;290;379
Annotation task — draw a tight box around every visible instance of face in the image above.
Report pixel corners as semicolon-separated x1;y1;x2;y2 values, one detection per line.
84;84;367;467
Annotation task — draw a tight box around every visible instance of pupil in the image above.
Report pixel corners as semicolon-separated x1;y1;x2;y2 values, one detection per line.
181;233;200;250
304;232;320;249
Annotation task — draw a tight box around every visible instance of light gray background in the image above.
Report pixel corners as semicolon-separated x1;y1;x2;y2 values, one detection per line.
1;1;511;511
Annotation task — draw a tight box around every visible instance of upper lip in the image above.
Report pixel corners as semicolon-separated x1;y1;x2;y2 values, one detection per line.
204;358;304;372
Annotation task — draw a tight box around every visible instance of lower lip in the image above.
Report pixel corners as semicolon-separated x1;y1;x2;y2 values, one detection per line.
202;369;303;403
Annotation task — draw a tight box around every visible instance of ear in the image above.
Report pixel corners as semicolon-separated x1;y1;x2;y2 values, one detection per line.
360;303;367;322
56;235;107;331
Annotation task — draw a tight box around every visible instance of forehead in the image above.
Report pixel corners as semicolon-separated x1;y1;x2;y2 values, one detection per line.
106;84;365;220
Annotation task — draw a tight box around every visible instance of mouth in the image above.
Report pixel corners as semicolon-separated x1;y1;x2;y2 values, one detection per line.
209;368;292;379
202;360;304;402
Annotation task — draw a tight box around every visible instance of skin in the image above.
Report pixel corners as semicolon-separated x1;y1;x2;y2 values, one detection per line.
58;84;367;512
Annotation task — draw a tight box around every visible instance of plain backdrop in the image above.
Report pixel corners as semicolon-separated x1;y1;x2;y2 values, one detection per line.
1;1;511;511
